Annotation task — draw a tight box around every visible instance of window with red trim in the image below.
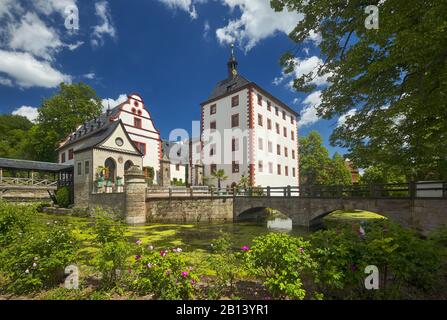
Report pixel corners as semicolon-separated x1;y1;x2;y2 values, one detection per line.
267;119;272;130
210;104;217;115
133;141;146;155
134;117;142;128
257;94;262;106
277;164;281;175
285;166;289;176
267;101;271;111
61;152;66;163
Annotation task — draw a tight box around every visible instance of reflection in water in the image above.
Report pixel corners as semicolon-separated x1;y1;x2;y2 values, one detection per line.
267;217;293;231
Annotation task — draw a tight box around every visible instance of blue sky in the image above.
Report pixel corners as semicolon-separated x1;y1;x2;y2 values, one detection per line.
0;0;347;157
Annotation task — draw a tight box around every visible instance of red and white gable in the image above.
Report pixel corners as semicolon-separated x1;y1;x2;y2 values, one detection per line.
112;93;162;181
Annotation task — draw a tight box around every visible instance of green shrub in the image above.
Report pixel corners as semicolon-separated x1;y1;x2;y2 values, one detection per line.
243;232;316;300
129;242;199;300
91;210;131;289
309;221;444;299
56;187;71;208
0;201;35;246
206;232;242;299
0;219;78;294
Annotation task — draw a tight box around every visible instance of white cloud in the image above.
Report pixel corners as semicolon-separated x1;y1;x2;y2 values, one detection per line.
66;41;84;51
158;0;198;19
101;94;128;111
299;91;321;127
8;12;62;61
12;105;39;122
0;0;21;18
292;98;300;105
83;73;96;79
0;77;13;87
203;20;210;38
216;0;302;52
0;50;71;88
274;55;332;90
91;1;116;47
337;109;357;127
32;0;77;16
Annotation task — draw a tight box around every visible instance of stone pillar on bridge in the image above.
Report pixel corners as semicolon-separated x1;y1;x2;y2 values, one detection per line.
124;165;147;224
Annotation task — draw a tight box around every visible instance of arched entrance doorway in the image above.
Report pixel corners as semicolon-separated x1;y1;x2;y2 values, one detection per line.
104;157;117;182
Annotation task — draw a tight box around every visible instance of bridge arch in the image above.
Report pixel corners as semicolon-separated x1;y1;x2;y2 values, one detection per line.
233;197;420;229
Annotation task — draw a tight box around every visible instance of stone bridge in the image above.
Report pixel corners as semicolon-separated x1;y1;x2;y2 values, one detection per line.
233;196;447;232
85;169;447;234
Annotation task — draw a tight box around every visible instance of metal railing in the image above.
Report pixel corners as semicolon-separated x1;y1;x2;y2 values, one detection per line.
145;181;447;199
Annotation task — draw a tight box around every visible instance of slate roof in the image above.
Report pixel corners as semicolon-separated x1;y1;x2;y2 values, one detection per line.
58;105;121;150
207;74;251;101
0;157;72;172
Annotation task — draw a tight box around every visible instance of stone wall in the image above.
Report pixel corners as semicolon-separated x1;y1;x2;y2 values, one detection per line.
146;197;234;223
89;192;126;216
0;189;51;202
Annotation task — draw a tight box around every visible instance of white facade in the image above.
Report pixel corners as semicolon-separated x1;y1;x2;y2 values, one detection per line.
58;93;162;183
201;85;299;188
112;94;161;183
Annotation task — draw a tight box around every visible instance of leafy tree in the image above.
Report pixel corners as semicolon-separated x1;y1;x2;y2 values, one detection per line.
300;131;352;185
26;83;102;161
211;169;228;189
0;115;33;159
360;165;407;184
272;0;447;180
329;152;352;185
299;131;331;185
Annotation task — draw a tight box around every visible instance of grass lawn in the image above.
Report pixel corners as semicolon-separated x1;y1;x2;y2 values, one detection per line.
323;209;386;222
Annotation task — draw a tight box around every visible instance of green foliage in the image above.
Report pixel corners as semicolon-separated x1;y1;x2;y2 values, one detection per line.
299;131;352;185
272;0;447;180
243;232;316;300
309;221;443;299
0;202;34;246
55;187;71;208
91;210;131;289
0;114;33;159
207;232;242;299
171;178;186;186
360;165;407;184
25;83;102;162
144;166;155;185
129;243;199;300
0;203;77;294
211;169;228;189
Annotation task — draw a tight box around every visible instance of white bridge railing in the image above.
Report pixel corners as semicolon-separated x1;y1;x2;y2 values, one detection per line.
0;177;58;187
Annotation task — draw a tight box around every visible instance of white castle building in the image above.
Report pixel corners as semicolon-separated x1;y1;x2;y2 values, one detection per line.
57;93;163;183
200;46;300;188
